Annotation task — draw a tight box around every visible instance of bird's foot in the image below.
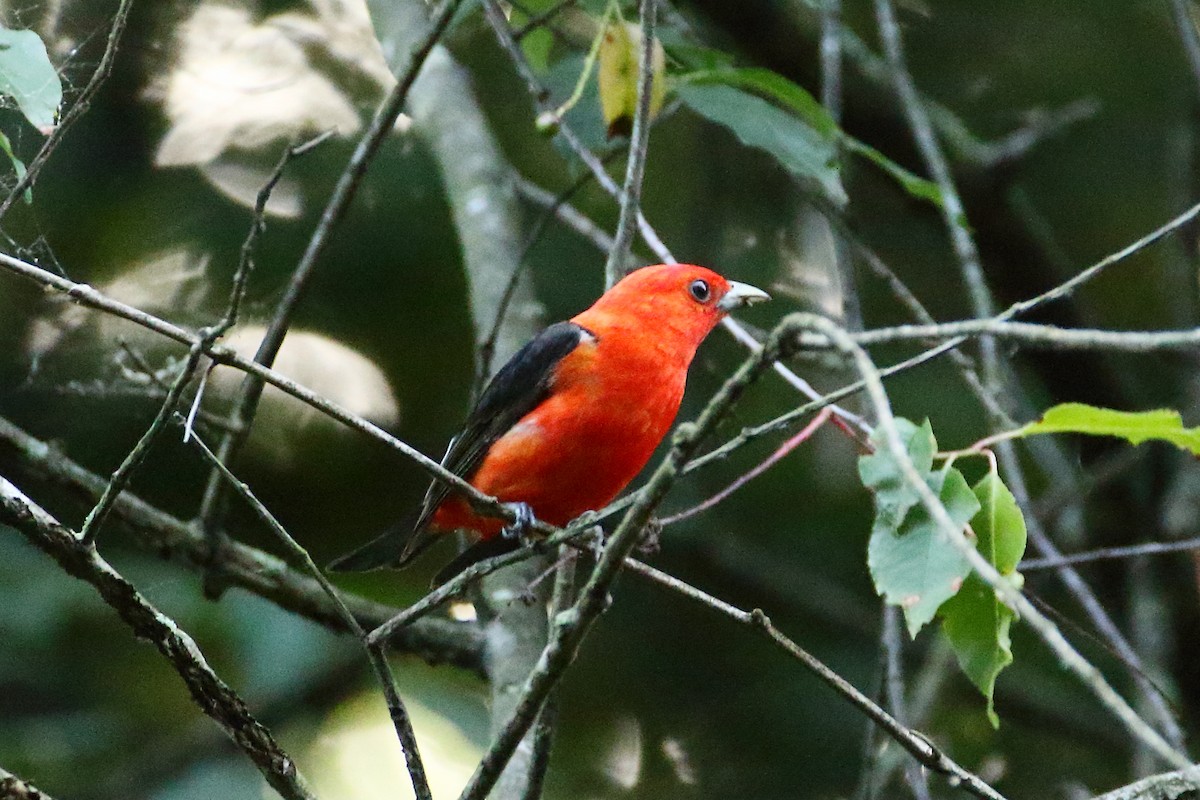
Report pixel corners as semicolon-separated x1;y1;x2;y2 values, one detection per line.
501;501;537;547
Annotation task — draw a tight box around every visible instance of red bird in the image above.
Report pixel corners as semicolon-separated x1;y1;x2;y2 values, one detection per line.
330;264;768;582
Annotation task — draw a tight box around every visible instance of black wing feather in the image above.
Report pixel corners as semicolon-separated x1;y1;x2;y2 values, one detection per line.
414;320;589;531
328;321;587;573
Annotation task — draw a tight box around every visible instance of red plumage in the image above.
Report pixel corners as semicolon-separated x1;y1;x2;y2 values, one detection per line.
329;264;768;580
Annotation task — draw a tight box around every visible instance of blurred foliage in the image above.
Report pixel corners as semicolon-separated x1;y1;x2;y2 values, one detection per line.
0;0;1199;799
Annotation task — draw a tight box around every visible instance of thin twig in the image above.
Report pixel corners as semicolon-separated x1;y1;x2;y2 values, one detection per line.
520;550;578;800
222;130;337;335
1022;536;1200;570
873;0;999;392
194;0;467;547
623;559;1007;800
803;312;1191;769
186;430;433;800
0;0;134;221
998;450;1186;750
0;478;316;800
847;319;1200;350
515;176;621;254
816;0;863;334
514;0;577;40
659;406;832;525
1091;765;1200;800
78;340;206;545
0;413;483;669
1167;0;1200;95
603;0;659;287
479;152;626;390
883;607;932;800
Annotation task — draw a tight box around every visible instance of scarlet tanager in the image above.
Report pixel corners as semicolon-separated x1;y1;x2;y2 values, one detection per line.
329;264;769;583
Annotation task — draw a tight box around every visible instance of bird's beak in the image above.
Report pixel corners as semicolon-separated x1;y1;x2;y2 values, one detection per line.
718;280;771;312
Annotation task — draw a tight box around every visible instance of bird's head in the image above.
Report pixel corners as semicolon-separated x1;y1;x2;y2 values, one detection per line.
576;263;770;357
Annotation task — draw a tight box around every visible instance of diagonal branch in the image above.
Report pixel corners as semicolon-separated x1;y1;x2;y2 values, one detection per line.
0;765;58;800
0;477;315;800
800;311;1192;770
195;0;466;546
624;558;1005;800
0;413;483;670
187;429;433;800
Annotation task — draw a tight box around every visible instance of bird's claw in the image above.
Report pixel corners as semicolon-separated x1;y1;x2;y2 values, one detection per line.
501;501;537;547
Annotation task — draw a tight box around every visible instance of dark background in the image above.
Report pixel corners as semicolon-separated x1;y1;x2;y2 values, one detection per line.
1;0;1198;797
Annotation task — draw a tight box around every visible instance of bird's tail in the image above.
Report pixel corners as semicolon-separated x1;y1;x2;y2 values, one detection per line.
430;536;521;586
326;519;439;572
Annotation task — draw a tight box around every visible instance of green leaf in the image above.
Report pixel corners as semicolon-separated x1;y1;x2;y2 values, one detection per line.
861;419;981;637
939;471;1027;727
0;26;62;131
939;575;1014;728
841;137;944;207
675;67;836;136
521;27;555;74
868;466;980;637
971;472;1027;575
0;130;29;203
858;418;936;531
1017;403;1200;455
656;29;734;71
675;83;846;207
673;67;943;207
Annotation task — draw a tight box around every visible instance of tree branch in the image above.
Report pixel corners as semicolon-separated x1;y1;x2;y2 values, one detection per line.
603;0;659;287
194;0;467;551
0;477;315;800
0;765;57;800
801;312;1192;770
1092;766;1200;800
0;413;483;670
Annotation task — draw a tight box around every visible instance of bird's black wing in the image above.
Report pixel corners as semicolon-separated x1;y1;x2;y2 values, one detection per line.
414;321;591;531
327;321;590;572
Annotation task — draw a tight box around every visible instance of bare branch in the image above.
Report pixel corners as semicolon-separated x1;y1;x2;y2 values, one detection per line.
848;319;1200;351
0;413;483;670
1167;0;1200;95
623;559;1006;800
0;477;315;800
1022;536;1200;570
187;430;433;800
603;0;659;287
0;765;57;800
78;341;206;545
802;312;1192;770
882;607;932;800
1092;766;1200;800
195;0;467;546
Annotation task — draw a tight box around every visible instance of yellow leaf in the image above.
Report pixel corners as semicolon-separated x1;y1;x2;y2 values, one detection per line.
597;21;665;138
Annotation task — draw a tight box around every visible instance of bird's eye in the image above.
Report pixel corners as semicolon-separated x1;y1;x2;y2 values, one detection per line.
688;279;711;303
